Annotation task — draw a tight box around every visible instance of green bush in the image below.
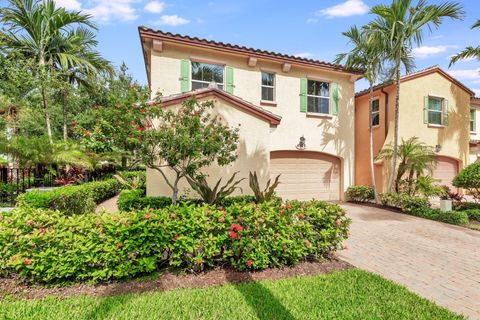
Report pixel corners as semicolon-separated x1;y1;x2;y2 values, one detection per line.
346;186;375;202
438;210;469;226
0;200;350;283
453;201;480;211
453;163;480;200
16;179;120;215
379;192;430;213
462;209;480;222
116;171;146;190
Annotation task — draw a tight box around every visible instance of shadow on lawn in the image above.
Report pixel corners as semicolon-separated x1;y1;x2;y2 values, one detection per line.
225;270;295;320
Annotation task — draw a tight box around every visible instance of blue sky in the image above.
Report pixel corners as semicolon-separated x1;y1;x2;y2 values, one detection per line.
55;0;480;95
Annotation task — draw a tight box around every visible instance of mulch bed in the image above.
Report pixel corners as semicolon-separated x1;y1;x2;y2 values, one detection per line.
0;257;351;300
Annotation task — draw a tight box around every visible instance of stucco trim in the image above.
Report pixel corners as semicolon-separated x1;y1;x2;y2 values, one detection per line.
152;88;282;125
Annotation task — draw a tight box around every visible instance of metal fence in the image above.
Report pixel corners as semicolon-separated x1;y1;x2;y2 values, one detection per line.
0;166;117;206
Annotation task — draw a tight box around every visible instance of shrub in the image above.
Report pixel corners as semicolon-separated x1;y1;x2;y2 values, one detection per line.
0;200;350;283
453;163;480;200
437;210;469;226
117;171;146;190
346;186;375;202
186;172;244;205
379;192;430;213
16;179;120;215
249;171;280;203
453;201;480;211
462;209;480;222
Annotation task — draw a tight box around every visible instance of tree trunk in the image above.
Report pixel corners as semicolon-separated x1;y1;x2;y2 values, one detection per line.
63;90;68;141
368;84;378;202
172;175;180;205
387;66;401;192
42;86;53;145
121;156;127;170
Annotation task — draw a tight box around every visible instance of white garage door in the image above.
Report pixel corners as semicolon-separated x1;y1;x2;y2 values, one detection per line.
269;151;340;201
433;156;458;190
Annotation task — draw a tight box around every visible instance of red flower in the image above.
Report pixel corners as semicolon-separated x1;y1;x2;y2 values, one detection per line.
131;121;136;126
149;208;154;212
217;206;223;211
23;259;32;265
137;137;143;142
245;259;252;267
218;218;224;223
129;134;134;138
335;219;342;226
173;235;180;240
95;221;101;228
286;205;292;209
140;109;145;113
229;230;237;239
38;227;46;235
143;214;151;220
230;223;242;232
170;213;177;219
304;240;311;247
26;220;33;226
116;242;123;248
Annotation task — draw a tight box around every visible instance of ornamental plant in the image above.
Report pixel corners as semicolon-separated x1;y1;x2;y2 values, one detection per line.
453;163;480;201
139;97;240;204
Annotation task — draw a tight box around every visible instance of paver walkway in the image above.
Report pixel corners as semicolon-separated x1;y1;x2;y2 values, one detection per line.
338;203;480;319
95;194;119;213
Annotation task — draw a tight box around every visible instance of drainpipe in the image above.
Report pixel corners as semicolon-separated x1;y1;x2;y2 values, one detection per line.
381;88;389;138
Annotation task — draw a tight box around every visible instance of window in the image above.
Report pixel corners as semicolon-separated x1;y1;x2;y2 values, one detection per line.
261;72;275;101
471;109;476;132
307;80;330;114
191;62;224;90
428;96;444;125
371;99;380;126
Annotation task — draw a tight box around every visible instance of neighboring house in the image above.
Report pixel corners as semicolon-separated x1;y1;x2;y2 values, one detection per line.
355;66;474;192
139;27;363;201
470;97;480;164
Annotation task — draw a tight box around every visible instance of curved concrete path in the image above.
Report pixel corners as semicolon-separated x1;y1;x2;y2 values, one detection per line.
95;195;119;213
338;203;480;319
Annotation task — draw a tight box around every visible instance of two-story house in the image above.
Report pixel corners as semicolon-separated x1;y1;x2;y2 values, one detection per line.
139;27;363;201
470;97;480;164
355;66;475;191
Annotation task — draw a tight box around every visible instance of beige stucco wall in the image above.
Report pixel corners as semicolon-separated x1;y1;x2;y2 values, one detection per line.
469;104;480;164
148;43;357;200
355;72;471;192
146;96;271;198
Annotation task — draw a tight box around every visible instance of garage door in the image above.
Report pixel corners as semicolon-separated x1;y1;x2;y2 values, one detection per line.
269;151;340;201
432;156;458;190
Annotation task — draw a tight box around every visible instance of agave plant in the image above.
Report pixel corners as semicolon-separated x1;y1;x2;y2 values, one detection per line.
249;171;280;203
186;172;244;205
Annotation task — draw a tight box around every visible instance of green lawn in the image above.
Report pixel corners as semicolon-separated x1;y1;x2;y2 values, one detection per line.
0;269;463;320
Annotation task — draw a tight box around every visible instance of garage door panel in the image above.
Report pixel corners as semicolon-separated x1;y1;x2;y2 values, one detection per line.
270;151;340;201
432;156;458;190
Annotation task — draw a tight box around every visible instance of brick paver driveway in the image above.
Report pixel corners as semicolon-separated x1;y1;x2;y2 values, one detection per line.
338;203;480;319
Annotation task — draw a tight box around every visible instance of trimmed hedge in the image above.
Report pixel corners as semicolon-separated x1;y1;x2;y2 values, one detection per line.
462;209;480;222
0;200;350;283
379;192;430;213
346;186;375;202
117;189;256;211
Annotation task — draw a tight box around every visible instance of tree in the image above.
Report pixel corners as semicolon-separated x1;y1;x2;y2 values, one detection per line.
375;137;436;194
335;25;386;202
367;0;464;192
449;19;480;66
139;97;240;204
453;163;480;201
0;0;99;144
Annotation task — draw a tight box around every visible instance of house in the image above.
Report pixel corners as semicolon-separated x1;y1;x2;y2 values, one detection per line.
139;27;363;201
470;97;480;164
354;66;475;192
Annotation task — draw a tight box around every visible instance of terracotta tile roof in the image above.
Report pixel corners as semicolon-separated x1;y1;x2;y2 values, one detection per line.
355;66;475;97
138;26;363;75
472;97;480;105
151;87;282;125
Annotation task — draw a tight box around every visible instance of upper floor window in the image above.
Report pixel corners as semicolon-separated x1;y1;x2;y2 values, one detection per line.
191;62;224;90
371;99;380;127
307;80;330;114
427;96;445;125
471;109;476;132
261;72;275;101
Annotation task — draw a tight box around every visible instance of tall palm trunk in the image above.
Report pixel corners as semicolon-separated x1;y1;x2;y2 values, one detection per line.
63;90;68;141
42;86;54;145
387;66;401;192
368;84;378;202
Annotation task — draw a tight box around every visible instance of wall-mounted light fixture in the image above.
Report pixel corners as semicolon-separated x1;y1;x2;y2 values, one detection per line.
296;136;306;150
435;144;442;153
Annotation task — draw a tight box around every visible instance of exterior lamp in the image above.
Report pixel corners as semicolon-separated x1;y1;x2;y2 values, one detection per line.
296;136;306;150
435;144;442;153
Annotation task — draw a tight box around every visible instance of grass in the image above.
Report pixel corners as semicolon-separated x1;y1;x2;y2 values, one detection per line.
0;269;463;320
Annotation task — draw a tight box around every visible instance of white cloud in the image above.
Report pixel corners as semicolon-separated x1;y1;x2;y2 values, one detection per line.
318;0;369;18
144;1;165;13
448;69;480;80
151;14;190;26
83;0;138;23
412;45;456;58
55;0;82;10
294;52;314;58
306;18;318;24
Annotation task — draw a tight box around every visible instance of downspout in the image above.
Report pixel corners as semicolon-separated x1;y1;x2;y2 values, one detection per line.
381;88;389;138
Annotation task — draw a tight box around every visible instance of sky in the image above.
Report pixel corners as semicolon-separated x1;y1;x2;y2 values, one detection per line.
52;0;480;95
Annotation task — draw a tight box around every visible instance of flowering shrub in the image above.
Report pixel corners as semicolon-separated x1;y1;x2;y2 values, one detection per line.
379;192;430;213
0;200;350;283
346;186;375;202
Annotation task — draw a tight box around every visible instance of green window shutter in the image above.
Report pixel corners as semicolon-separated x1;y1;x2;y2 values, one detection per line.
331;82;339;115
180;59;190;93
424;96;429;124
300;78;307;113
444;99;449;126
226;66;234;94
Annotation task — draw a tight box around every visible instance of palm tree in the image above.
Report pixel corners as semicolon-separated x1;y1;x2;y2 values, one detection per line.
367;0;464;192
449;19;480;66
376;137;436;194
0;0;99;144
335;26;385;202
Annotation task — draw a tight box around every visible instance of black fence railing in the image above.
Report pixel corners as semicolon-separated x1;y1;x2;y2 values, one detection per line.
0;166;117;207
